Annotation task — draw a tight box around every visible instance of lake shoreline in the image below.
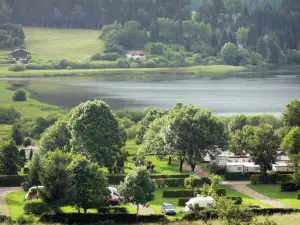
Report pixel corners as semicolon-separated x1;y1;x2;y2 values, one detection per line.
0;65;245;78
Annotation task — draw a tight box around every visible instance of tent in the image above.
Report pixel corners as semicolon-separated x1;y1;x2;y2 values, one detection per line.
184;195;214;212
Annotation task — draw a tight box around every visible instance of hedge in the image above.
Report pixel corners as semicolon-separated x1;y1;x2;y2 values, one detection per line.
178;198;190;206
250;174;292;185
182;208;300;221
281;182;298;192
0;175;27;187
226;196;242;205
163;188;226;198
225;172;294;181
40;213;166;224
156;178;184;187
97;207;128;214
107;174;190;185
24;199;49;215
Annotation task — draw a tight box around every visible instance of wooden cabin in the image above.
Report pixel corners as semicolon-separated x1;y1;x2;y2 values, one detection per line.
10;48;31;64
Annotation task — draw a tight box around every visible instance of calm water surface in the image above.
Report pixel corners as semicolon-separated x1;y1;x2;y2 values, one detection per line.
5;69;300;116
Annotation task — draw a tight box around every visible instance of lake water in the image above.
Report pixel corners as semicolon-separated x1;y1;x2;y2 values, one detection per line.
5;68;300;116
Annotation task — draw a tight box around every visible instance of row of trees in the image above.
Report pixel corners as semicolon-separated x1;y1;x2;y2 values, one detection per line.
3;0;190;29
0;23;25;49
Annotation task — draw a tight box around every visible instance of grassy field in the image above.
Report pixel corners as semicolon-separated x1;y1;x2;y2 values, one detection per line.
0;81;62;138
0;65;245;78
249;184;300;209
0;27;104;61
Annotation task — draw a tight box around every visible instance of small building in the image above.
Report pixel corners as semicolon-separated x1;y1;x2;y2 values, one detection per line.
126;51;146;60
212;151;251;167
10;48;31;64
272;155;293;172
226;162;260;173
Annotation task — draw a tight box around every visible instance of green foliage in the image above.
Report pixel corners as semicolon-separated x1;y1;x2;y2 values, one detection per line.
184;174;202;189
286;49;300;64
39;150;75;211
12;89;27;102
150;42;164;55
230;124;280;172
281;127;300;167
227;114;248;133
70;156;110;213
0;107;20;124
281;182;298;192
119;167;155;218
236;27;249;45
97;206;128;214
28;150;42;186
178;198;190;206
68;100;124;166
220;42;239;65
21;181;29;191
250;174;293;185
0;140;21;175
246;24;258;49
23;137;32;147
11;123;24;145
8;65;25;72
91;52;120;61
283;100;300;127
0;23;24;49
256;37;269;59
155;178;185;188
23;199;49;215
39;116;71;154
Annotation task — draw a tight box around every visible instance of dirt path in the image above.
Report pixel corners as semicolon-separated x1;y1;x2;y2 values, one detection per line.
228;184;291;208
0;187;21;216
130;204;155;215
183;163;209;178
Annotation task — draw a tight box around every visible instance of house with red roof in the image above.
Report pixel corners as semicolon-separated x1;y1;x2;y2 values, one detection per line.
126;51;146;60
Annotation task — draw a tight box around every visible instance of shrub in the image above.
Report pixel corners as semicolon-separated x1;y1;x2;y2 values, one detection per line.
21;182;30;191
155;178;184;187
12;89;27;101
23;137;32;147
8;64;25;72
250;174;293;185
67;66;72;70
97;207;128;214
0;175;27;187
0;215;11;222
297;191;300;200
281;182;298;192
216;188;226;196
0;107;21;124
24;199;49;215
178;198;190;206
184;175;210;189
40;213;166;224
91;53;120;61
227;196;242;205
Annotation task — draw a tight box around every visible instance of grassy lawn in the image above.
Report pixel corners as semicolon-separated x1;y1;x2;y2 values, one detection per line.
24;27;103;61
249;184;300;209
223;185;271;208
0;65;245;78
0;124;12;139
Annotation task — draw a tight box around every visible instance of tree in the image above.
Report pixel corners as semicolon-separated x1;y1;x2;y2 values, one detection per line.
227;114;248;133
28;150;42;186
69;5;86;28
68;100;124;166
119;167;155;221
219;30;229;48
0;0;11;22
150;42;164;55
70;156;110;213
23;137;32;147
0;140;21;175
149;19;160;42
11;123;24;146
220;42;239;65
280;127;300;167
246;24;258;49
236;27;249;45
283;100;300;127
230;124;279;173
39;117;71;154
39;150;75;211
163;104;226;172
256;37;269;59
12;89;27;102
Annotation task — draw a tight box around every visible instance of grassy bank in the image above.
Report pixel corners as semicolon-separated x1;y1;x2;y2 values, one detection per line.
0;81;62;138
249;184;300;209
0;27;104;61
0;65;245;78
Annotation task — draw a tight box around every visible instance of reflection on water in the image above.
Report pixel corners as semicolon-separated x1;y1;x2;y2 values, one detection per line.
2;69;300;116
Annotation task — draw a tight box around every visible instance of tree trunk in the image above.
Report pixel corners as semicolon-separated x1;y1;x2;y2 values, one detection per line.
180;158;184;173
168;156;172;165
136;204;139;222
77;208;80;213
84;208;87;214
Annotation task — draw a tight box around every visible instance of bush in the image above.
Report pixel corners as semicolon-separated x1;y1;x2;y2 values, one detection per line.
12;89;27;101
23;137;32;147
8;64;25;72
91;52;120;61
97;207;128;214
24;199;49;215
40;213;166;224
250;174;293;185
226;196;242;205
156;178;184;187
0;175;27;187
178;198;190;206
297;191;300;200
67;66;72;70
0;215;11;222
0;107;21;124
21;182;30;191
163;188;225;198
281;182;298;192
224;172;261;181
184;175;210;189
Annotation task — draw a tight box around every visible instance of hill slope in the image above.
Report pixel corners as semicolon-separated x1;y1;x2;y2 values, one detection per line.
23;27;104;61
